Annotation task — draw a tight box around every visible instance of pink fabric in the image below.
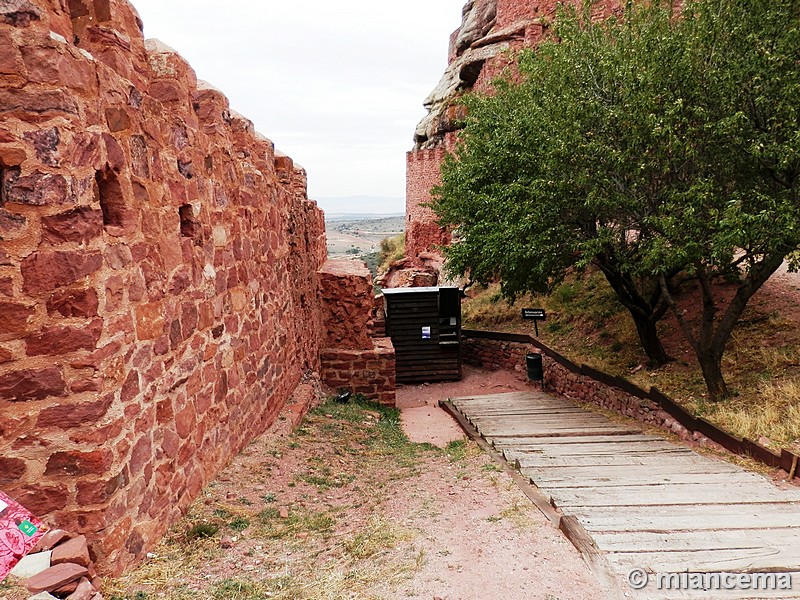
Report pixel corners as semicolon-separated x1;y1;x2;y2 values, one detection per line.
0;491;45;582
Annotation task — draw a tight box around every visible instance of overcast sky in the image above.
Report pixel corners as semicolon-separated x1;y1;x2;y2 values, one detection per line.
130;0;466;212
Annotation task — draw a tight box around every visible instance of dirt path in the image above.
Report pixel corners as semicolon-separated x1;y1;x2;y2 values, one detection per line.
2;368;602;600
85;368;603;600
397;365;532;448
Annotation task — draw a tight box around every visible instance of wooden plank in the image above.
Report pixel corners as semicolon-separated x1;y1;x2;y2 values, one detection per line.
452;391;556;402
489;427;642;439
476;416;623;427
491;433;662;447
608;545;800;573
459;404;587;413
487;429;637;441
530;471;773;489
452;400;569;411
574;503;800;532
506;441;692;456
511;451;727;468
453;396;597;408
570;501;800;522
470;413;613;424
595;528;800;553
519;463;743;482
551;484;797;507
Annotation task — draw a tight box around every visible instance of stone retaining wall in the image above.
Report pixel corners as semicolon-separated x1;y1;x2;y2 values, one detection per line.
463;336;717;447
320;339;396;406
318;260;396;406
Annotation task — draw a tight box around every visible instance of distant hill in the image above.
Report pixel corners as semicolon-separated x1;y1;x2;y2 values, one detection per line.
325;213;404;222
314;195;405;215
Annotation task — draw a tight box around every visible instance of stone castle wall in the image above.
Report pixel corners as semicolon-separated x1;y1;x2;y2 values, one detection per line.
404;141;454;259
0;0;333;574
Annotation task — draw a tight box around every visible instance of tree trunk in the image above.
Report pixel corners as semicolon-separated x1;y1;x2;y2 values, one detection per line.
660;254;786;401
697;346;728;400
630;311;672;366
594;253;673;367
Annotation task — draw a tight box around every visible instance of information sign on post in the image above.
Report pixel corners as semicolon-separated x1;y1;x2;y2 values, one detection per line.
521;308;546;336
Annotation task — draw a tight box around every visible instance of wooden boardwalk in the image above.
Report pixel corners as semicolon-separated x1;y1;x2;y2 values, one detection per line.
446;391;800;599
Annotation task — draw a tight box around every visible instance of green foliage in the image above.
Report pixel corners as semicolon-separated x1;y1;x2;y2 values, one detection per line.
432;0;800;397
378;233;406;273
361;249;381;278
228;517;250;531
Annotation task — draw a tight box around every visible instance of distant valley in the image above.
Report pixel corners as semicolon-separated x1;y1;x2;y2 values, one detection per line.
325;214;404;258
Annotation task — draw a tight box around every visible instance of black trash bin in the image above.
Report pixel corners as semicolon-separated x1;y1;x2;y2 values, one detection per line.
526;353;543;387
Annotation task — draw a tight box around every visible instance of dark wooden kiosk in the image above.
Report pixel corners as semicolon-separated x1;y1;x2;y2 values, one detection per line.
382;287;462;383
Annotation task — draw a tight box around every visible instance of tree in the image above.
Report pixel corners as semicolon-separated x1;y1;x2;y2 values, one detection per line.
430;0;800;399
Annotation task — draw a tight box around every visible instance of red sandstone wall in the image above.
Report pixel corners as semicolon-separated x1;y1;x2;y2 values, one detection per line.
318;260;374;351
404;141;454;259
320;339;396;406
317;259;396;406
0;0;326;574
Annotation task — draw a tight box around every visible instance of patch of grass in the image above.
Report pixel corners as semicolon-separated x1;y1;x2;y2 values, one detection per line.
444;439;468;461
702;379;800;448
262;492;277;503
378;233;405;274
211;579;267;600
308;396;425;471
257;507;336;539
500;503;536;529
298;471;355;489
343;516;413;559
185;522;219;540
228;517;250;532
462;284;533;327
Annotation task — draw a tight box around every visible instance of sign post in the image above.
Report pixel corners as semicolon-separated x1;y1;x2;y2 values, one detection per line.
521;308;546;336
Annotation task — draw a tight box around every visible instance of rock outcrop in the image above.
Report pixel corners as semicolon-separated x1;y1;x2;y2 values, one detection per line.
405;0;622;259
